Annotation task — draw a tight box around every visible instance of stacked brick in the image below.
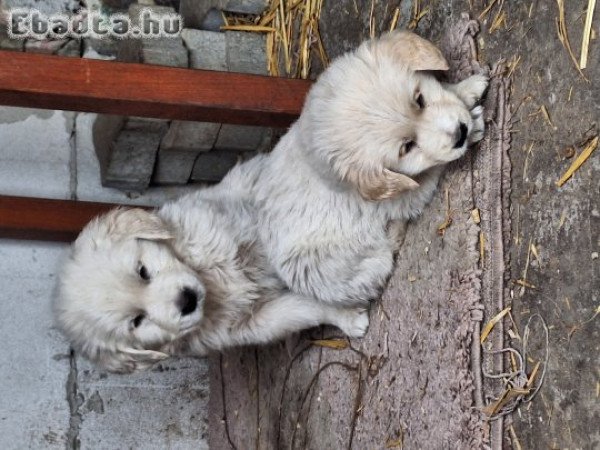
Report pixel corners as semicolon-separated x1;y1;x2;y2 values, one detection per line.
99;2;272;191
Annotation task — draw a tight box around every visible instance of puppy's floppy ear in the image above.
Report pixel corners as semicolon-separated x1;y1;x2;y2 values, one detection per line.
382;31;449;71
106;207;172;242
351;168;419;201
73;207;172;253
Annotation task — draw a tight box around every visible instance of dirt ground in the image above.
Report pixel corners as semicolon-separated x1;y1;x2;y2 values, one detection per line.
317;1;598;447
212;1;598;448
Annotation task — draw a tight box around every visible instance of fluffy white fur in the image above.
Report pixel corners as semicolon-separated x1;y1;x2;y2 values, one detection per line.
250;31;487;304
54;31;487;373
55;159;369;373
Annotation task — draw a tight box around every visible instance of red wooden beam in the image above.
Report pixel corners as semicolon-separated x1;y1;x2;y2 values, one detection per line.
0;195;126;242
0;50;311;127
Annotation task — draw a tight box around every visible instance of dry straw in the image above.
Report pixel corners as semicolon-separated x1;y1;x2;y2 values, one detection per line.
223;0;328;78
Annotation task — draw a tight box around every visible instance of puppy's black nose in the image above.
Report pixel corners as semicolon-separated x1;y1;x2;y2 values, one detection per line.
178;287;198;316
453;122;468;148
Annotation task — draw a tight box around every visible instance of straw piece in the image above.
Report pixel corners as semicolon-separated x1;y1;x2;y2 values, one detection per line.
481;307;511;344
479;231;485;267
311;339;349;349
580;0;596;69
514;279;537;290
385;436;403;448
478;0;498;20
220;25;277;32
556;0;588;80
556;136;598;187
389;7;400;31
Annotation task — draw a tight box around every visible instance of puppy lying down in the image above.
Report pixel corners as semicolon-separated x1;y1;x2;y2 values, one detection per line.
55;32;487;373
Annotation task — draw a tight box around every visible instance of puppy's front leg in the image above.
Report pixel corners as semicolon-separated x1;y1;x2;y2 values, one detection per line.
448;74;488;109
446;75;487;145
231;293;369;346
387;219;408;254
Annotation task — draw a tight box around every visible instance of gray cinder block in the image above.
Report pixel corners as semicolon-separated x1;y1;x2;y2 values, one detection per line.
214;124;270;152
180;0;269;30
224;0;269;15
200;7;226;32
153;121;221;184
57;39;81;57
85;37;119;58
24;39;68;54
181;28;227;70
118;4;187;68
225;31;267;75
94;116;167;192
190;149;240;183
0;25;25;51
159;28;270;185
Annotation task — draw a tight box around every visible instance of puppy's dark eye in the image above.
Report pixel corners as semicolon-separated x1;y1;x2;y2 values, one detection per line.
401;141;417;156
132;314;145;328
415;93;425;109
138;264;150;281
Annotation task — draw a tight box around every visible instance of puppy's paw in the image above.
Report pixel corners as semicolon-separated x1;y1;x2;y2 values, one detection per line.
455;74;489;108
468;105;485;144
337;307;369;338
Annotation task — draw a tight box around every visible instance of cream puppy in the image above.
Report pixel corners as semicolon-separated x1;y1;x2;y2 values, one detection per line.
252;31;487;305
55;160;368;373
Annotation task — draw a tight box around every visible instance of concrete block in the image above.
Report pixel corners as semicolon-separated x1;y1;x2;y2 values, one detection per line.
141;42;188;67
199;7;226;32
152;149;199;185
118;4;188;68
84;37;119;58
181;28;227;70
224;0;269;15
25;39;68;54
226;30;267;75
190;149;240;182
56;39;81;57
180;0;268;29
93;115;167;192
76;113;200;204
0;26;24;51
103;118;167;192
214;124;269;151
161;120;221;152
153;120;220;184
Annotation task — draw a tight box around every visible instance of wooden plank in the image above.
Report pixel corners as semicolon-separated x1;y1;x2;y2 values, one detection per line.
0;195;123;242
0;51;311;127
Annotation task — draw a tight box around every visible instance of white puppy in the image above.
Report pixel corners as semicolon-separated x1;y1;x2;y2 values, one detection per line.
55;160;368;373
251;31;487;305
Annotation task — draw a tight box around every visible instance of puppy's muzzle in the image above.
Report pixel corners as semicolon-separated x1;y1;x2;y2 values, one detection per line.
453;122;468;148
178;287;200;316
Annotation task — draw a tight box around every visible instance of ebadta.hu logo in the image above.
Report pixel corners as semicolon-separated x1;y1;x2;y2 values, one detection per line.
6;8;182;40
